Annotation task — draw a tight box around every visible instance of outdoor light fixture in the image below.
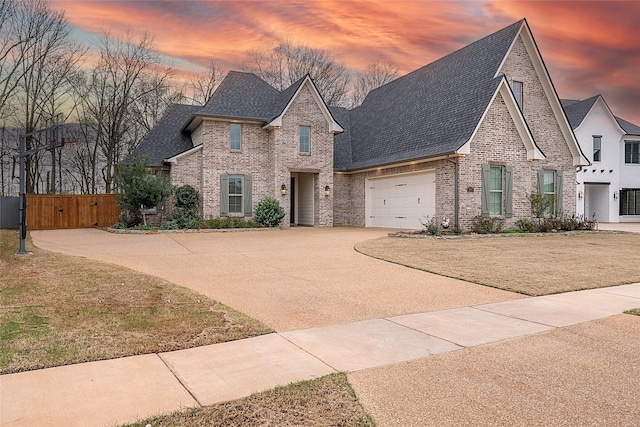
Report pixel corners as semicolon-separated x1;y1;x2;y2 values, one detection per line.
324;185;331;196
613;191;619;201
281;183;287;195
578;191;583;200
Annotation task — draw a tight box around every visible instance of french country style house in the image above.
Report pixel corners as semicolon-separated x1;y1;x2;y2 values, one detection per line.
135;19;588;230
563;95;640;222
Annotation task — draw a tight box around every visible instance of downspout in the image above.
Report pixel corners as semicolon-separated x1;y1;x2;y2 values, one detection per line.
446;155;459;229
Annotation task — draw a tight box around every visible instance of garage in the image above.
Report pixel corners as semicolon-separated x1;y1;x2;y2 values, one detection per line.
366;170;436;229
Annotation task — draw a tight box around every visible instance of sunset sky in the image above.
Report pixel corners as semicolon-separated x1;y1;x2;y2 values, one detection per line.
51;0;639;125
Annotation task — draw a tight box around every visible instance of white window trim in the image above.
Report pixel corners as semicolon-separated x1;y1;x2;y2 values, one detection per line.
230;123;242;152
228;175;243;216
299;125;311;154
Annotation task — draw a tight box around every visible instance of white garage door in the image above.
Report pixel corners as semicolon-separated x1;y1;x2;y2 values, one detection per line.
366;171;436;229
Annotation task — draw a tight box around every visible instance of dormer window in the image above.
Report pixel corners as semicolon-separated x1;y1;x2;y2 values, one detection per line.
593;136;601;162
512;81;523;110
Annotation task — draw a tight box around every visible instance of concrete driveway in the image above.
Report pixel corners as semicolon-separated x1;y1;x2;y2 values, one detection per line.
30;227;521;331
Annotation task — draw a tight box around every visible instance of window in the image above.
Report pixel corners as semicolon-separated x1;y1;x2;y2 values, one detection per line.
489;166;503;216
481;164;513;217
620;189;640;215
230;123;241;151
513;81;523;110
299;125;310;153
220;174;252;217
543;170;555;216
625;141;640;164
228;175;243;214
593;136;601;162
537;169;564;216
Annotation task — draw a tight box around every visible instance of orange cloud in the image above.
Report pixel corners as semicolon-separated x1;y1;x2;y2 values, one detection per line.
51;0;639;124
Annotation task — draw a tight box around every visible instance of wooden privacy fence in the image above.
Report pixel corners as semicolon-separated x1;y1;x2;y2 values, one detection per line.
26;194;121;230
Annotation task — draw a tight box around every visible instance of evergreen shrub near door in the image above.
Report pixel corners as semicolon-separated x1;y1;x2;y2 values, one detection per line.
255;197;286;227
161;185;202;229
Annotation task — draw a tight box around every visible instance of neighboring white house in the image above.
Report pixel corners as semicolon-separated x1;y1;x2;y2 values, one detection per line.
563;95;640;223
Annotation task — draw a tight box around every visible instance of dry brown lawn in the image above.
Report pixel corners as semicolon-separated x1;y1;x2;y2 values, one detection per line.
125;373;375;427
355;232;640;296
0;230;271;374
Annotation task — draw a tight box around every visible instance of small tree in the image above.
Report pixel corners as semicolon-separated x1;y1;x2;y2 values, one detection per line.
254;197;285;227
116;155;172;225
528;193;555;220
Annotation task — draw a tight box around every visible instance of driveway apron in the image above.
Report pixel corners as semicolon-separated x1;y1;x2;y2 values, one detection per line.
30;227;523;331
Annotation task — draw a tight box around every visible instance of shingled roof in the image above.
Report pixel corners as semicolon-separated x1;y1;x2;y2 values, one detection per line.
135;104;200;167
198;71;280;121
561;96;599;129
561;95;640;136
335;19;524;170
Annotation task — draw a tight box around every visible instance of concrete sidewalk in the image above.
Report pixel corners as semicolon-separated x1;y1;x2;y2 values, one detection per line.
2;283;638;427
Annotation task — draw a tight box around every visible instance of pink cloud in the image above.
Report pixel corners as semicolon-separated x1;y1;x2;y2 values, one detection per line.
52;0;639;124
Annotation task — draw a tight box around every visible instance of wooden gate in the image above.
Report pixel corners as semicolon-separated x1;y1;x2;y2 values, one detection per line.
26;194;120;230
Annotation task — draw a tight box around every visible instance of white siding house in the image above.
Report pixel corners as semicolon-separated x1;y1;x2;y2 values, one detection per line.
564;95;640;223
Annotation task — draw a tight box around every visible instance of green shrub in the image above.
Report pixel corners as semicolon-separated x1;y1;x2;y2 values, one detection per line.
159;220;180;230
471;215;504;234
199;217;261;229
515;218;535;233
116;155;172;226
162;185;201;229
174;185;199;210
111;222;127;229
254;197;285;227
420;215;440;236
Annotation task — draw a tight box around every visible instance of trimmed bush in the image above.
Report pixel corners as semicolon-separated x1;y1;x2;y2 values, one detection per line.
471;215;504;234
199;217;261;229
515;218;536;233
254;197;285;227
163;185;201;229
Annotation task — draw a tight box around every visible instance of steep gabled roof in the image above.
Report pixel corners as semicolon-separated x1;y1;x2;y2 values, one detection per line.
135;104;200;167
198;71;280;121
264;74;343;133
337;20;524;171
184;72;342;133
561;95;599;129
562;95;640;136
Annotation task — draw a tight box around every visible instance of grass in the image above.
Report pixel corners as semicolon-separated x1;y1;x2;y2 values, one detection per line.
355;232;640;296
625;308;640;316
124;373;375;427
0;229;271;374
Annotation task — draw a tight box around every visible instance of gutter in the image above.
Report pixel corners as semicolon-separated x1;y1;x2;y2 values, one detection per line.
446;155;459;228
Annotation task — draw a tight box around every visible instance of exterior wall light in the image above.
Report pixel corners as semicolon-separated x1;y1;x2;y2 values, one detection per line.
577;191;583;200
613;191;619;201
324;185;331;196
281;183;287;195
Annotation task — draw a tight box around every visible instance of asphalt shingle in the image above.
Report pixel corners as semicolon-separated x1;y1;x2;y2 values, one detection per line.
134;104;200;167
337;19;524;171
